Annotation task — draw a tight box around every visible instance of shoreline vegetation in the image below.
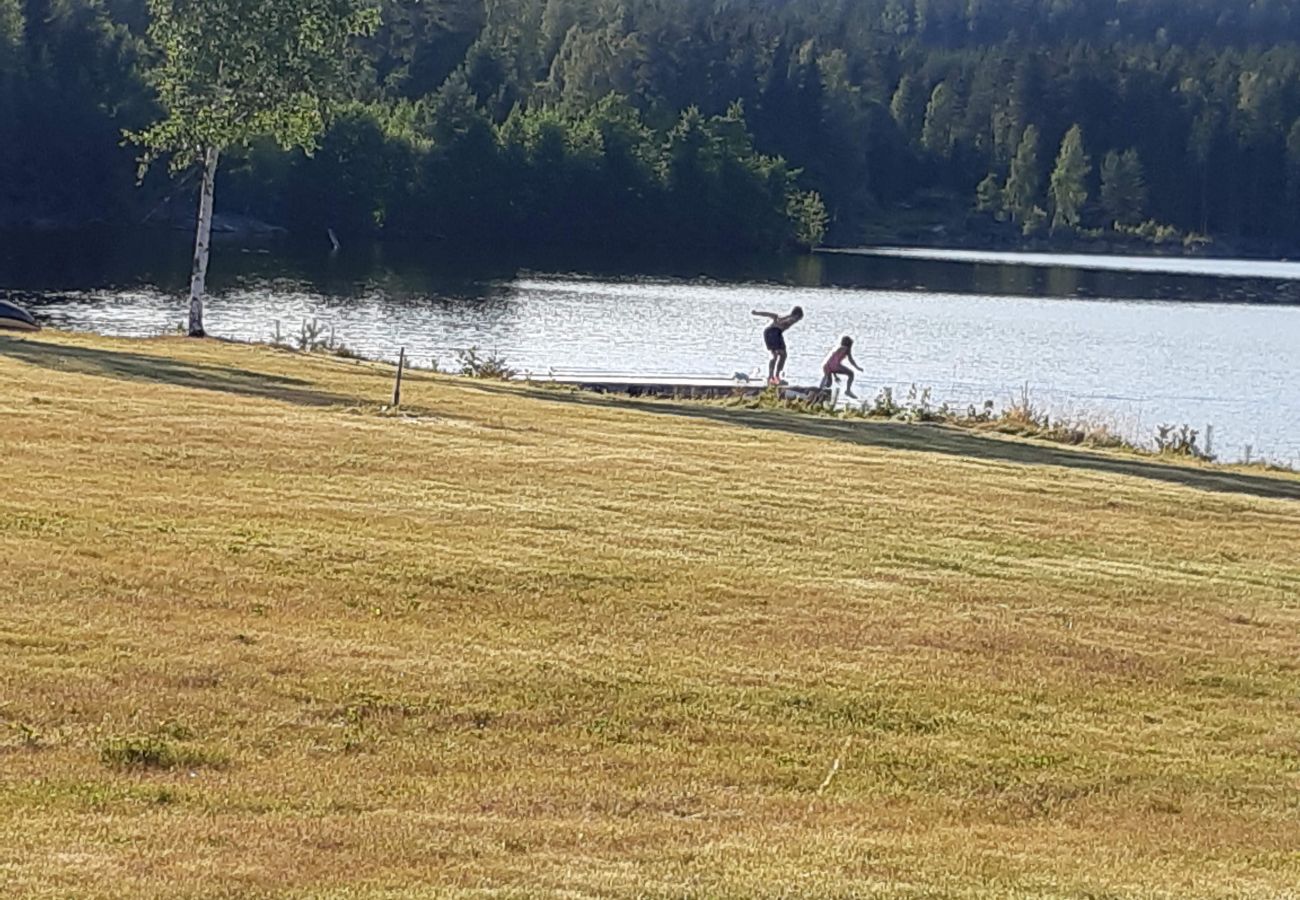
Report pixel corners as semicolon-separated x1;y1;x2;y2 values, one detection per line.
250;323;1300;473
38;318;1285;473
3;329;1300;897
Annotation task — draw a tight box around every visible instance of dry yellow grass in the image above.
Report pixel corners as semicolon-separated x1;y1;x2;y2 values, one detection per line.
2;331;1299;899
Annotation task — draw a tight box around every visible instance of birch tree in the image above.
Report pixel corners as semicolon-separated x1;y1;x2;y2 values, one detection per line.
131;0;379;337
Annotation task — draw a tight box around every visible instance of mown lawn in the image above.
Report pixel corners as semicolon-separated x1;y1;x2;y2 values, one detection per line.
2;332;1299;898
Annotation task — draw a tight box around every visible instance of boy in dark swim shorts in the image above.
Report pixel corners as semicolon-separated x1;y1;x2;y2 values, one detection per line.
752;306;803;385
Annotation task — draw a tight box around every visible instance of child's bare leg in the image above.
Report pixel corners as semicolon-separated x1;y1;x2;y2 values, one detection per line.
844;370;857;398
776;350;787;381
768;353;778;383
818;373;832;403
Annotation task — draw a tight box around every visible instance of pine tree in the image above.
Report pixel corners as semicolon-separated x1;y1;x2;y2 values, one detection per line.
975;172;1002;214
889;74;924;145
881;0;912;35
1021;205;1047;237
921;80;958;158
1049;124;1090;233
1287;120;1300;202
1187;107;1220;234
1002;124;1040;225
0;0;22;72
1100;148;1147;227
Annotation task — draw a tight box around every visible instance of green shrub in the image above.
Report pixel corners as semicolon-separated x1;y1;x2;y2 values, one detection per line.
456;347;516;379
100;734;228;771
1154;424;1209;459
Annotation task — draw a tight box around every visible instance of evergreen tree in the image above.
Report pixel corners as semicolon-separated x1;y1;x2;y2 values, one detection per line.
13;0;1300;249
975;172;1002;215
1049;124;1090;233
881;0;912;35
0;0;21;72
1002;124;1041;225
1100;148;1147;226
921;80;958;158
890;73;924;145
1187;107;1220;233
1022;204;1047;236
1287;119;1300;202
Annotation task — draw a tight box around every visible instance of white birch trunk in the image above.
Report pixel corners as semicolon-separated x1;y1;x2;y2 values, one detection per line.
187;146;220;337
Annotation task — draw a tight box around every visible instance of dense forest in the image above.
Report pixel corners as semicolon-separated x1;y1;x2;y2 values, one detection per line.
4;0;1300;253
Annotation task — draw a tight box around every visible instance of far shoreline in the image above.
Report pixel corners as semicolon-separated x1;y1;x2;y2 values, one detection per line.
819;245;1300;282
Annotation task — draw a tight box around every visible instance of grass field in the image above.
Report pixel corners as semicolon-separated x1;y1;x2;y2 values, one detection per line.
2;331;1299;899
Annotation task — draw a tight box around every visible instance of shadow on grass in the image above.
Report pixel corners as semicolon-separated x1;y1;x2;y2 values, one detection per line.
478;383;1300;503
0;337;350;407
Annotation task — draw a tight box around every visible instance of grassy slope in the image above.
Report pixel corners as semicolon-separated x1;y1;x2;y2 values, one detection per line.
2;332;1299;899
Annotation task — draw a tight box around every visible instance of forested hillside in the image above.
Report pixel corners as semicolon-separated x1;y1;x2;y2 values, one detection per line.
5;0;1300;252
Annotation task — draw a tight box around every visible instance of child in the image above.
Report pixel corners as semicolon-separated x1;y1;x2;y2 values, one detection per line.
820;335;862;398
752;306;803;385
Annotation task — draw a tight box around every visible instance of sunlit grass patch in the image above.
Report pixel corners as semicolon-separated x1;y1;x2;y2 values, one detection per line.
0;331;1298;898
99;733;229;772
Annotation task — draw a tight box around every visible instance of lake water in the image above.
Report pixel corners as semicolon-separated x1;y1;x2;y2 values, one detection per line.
3;231;1299;464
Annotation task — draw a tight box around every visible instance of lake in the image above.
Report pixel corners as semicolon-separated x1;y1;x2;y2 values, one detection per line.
3;230;1299;464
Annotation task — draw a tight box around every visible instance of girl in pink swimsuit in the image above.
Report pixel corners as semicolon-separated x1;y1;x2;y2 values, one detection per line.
820;336;862;398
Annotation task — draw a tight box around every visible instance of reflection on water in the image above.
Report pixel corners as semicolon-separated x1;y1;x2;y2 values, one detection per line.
4;229;1300;464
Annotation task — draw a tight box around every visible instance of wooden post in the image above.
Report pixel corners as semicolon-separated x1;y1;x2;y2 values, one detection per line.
392;347;405;408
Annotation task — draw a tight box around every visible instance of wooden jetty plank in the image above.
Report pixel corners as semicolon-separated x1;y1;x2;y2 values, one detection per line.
512;370;823;401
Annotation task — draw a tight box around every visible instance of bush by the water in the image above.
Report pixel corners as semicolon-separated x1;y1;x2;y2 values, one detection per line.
454;347;516;379
738;381;1219;460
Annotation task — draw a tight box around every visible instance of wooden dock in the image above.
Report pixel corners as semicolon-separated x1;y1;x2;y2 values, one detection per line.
512;368;821;401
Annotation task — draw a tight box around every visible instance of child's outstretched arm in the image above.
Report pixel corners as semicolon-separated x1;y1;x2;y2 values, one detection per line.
752;310;778;320
848;350;862;371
